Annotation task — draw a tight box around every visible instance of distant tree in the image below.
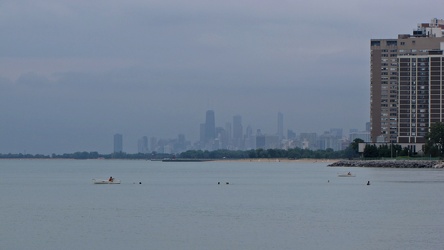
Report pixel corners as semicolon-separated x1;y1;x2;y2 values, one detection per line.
257;148;269;158
378;144;390;158
351;138;364;152
287;148;301;159
363;144;378;158
425;122;444;157
401;147;410;157
344;138;364;159
323;148;335;159
423;143;440;157
389;144;403;158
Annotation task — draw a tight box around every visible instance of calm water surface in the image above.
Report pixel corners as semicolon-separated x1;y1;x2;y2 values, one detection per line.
1;159;443;250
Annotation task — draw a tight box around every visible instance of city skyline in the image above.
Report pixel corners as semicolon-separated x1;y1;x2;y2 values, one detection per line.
1;1;442;154
121;110;370;155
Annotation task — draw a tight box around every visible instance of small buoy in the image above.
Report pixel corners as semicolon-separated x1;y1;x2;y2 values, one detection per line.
226;182;229;185
217;182;220;185
139;182;142;184
367;181;370;185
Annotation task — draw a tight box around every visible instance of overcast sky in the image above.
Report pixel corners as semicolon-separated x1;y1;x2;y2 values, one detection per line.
0;0;442;154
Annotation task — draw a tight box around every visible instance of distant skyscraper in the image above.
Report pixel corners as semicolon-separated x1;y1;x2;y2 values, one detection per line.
225;122;232;143
150;137;157;153
349;128;359;134
199;123;205;143
204;110;216;143
178;134;186;145
256;135;279;149
244;125;254;149
350;131;370;143
277;112;283;140
215;127;225;150
114;134;123;153
232;115;243;149
300;133;318;150
138;136;148;153
329;128;343;138
256;135;266;149
319;131;341;151
177;134;186;152
287;129;296;140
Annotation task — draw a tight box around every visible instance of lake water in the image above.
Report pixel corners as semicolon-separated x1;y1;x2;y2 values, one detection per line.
1;159;443;250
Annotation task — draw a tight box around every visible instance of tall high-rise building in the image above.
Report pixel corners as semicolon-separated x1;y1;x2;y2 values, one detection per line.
365;122;371;132
233;115;243;139
150;137;157;153
204;110;216;143
138;136;148;153
232;115;243;149
287;129;296;140
329;128;343;138
398;50;444;144
244;125;254;149
370;18;444;143
199;123;205;143
300;133;318;150
176;134;186;152
277;112;284;140
225;122;232;143
114;133;123;153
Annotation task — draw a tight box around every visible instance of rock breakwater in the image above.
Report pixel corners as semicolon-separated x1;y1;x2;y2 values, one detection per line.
328;160;444;168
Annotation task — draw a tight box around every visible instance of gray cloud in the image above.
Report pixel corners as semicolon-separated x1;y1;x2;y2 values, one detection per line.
0;0;442;153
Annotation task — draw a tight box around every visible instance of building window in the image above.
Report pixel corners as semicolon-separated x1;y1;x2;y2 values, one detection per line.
387;40;397;46
371;41;381;46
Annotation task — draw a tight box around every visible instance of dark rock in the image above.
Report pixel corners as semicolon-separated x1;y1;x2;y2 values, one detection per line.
328;160;440;168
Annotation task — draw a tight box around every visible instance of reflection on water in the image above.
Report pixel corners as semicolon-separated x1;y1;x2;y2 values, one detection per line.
1;159;443;250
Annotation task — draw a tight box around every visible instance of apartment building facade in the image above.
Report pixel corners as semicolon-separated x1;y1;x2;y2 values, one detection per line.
398;51;444;144
370;18;444;145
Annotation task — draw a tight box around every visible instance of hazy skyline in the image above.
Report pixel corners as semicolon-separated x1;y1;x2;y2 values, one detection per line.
1;1;442;154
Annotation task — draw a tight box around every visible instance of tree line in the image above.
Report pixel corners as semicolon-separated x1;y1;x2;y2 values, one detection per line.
179;147;346;159
0;141;426;160
0;152;172;160
0;147;356;160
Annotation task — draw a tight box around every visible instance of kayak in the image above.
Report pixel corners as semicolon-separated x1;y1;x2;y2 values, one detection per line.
338;173;356;177
93;179;121;184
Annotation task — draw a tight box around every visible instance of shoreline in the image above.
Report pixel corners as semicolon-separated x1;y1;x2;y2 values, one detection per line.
2;158;444;168
0;158;338;163
212;158;337;163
